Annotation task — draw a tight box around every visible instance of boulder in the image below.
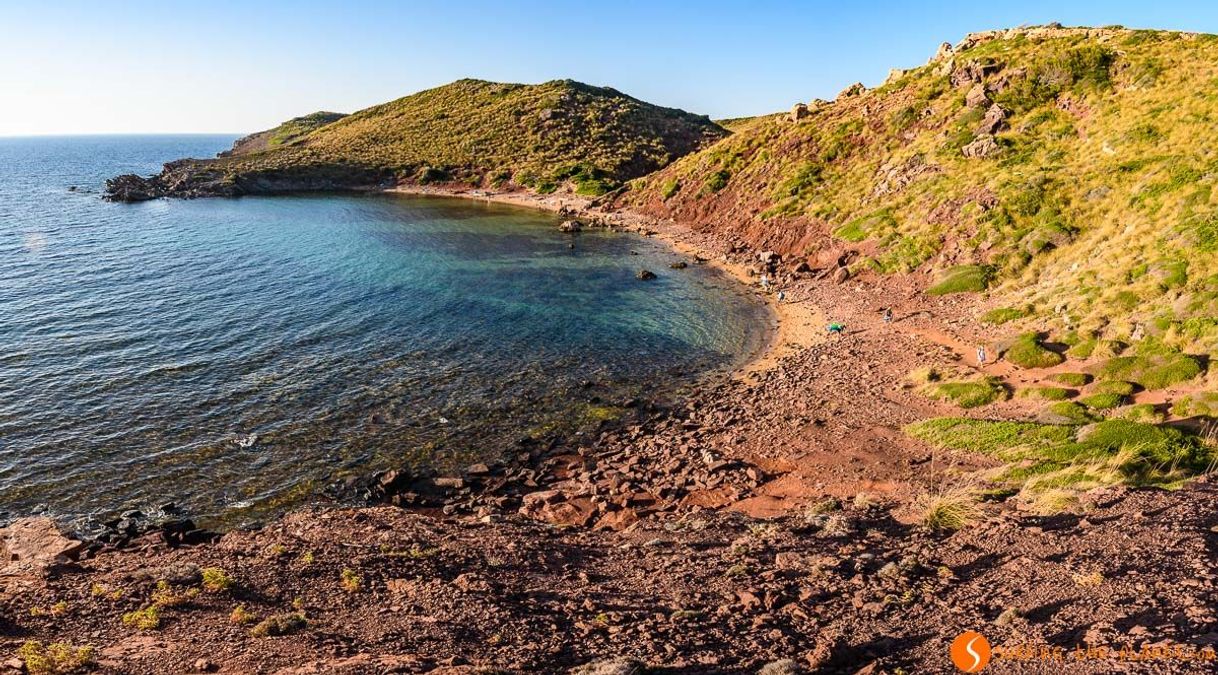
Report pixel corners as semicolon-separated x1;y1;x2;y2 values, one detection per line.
932;41;954;62
965;83;990;108
978;104;1008;134
836;82;866;100
669;261;688;269
831;266;851;284
0;517;82;576
104;174;162;202
789;103;809;122
962;134;1000;159
559;219;582;233
882;68;907;86
636;269;657;280
758;251;781;267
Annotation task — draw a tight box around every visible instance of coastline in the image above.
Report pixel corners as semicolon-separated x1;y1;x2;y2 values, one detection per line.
386;184;822;380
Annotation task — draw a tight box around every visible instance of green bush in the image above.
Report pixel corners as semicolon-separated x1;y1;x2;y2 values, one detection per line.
1051;372;1091;386
1017;386;1073;401
1089;380;1136;396
1171;392;1218;417
1117;403;1166;424
922;376;1009;408
1005;333;1066;369
981;307;1029;325
1091;351;1203;390
1080;392;1126;410
703;169;730;193
927;265;994;295
1041;401;1100;424
660;179;681;200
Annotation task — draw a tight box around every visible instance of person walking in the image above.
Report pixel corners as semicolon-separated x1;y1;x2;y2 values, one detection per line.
977;344;987;366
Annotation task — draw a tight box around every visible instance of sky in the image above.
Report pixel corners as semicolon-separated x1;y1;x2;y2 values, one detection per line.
3;0;1218;136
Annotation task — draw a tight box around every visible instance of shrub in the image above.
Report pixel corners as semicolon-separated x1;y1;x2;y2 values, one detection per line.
1017;386;1073;401
917;489;981;531
121;605;162;631
981;307;1029;325
1117;403;1165;423
1005;333;1065;369
1089;381;1136;396
659;179;680;200
927;265;993;295
1080;392;1126;410
251;612;308;638
922;376;1009;408
15;642;96;675
1051;372;1091;386
1171;392;1218;418
703;170;730;193
230;605;257;625
340;568;362;593
1040;401;1100;425
1091;352;1203;390
201;567;234;593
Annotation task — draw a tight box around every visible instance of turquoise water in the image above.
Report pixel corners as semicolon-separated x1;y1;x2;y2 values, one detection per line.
0;136;768;527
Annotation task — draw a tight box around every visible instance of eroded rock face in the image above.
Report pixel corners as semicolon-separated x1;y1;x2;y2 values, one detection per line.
962;134;1000;159
104;174;163;202
0;517;82;576
978;104;1009;134
789;103;809;122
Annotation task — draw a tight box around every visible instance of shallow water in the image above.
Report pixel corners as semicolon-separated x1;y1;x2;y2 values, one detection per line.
0;136;768;528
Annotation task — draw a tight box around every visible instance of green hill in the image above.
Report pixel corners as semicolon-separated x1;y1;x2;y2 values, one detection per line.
625;25;1218;356
107;79;726;200
219;111;348;157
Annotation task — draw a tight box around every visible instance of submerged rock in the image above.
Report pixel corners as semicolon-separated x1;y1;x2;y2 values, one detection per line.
636;269;657;280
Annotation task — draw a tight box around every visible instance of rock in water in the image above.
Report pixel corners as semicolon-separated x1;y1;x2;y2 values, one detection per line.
104;174;163;202
636;269;657;280
559;219;582;232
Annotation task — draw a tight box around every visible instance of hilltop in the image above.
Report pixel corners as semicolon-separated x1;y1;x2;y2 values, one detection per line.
622;25;1218;360
105;79;726;201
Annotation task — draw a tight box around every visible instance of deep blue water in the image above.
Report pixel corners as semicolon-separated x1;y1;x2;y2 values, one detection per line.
0;135;767;527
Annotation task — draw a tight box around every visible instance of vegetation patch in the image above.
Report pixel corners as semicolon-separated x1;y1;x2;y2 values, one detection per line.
915;370;1008;408
1118;403;1166;423
1079;392;1126;410
251;612;308;638
1171;392;1218;418
1004;333;1065;369
926;265;993;295
906;417;1214;500
1040;400;1101;425
15;641;96;675
981;306;1029;325
1051;372;1091;387
1090;347;1203;390
917;489;981;531
1017;386;1073;401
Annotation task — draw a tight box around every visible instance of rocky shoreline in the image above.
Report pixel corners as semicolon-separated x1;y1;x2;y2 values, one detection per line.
8;182;1216;673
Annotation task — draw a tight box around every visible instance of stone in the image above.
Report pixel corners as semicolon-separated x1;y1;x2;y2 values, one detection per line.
789;103;809;122
193;658;218;672
831;267;850;284
961;134;1000;158
965;83;989;108
882;68;907;86
559;219;582;233
932;41;954;62
836;82;866;100
636;269;657;280
669;261;688;269
0;517;83;575
978;103;1008;134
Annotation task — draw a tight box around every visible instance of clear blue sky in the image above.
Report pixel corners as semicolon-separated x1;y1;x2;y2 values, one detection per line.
3;0;1217;135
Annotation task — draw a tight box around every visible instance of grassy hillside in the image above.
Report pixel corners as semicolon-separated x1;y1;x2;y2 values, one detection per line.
626;26;1218;357
220;111;348;157
189;79;726;196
